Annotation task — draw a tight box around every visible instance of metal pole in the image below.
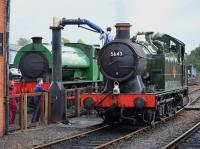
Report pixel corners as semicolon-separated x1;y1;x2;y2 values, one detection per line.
5;0;11;135
4;97;9;134
51;27;62;81
49;22;66;122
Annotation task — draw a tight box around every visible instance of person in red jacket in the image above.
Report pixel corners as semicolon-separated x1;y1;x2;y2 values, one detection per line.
9;80;18;124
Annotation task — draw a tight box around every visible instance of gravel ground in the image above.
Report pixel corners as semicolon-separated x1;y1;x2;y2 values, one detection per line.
0;115;103;149
178;127;200;148
110;88;200;149
111;110;200;149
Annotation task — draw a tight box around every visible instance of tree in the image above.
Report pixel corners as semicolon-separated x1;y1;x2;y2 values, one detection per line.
17;38;31;46
62;37;70;44
186;45;200;72
77;39;84;44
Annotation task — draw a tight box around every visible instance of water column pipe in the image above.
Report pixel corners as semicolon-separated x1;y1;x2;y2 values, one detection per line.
49;17;104;122
49;19;65;122
60;18;104;33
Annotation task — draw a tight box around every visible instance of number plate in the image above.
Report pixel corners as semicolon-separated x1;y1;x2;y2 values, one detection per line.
110;51;123;57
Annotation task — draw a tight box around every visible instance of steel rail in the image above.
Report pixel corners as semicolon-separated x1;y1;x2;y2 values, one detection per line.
189;88;200;95
95;108;186;149
162;121;200;149
95;91;200;149
32;88;200;149
31;125;109;149
94;126;150;149
188;90;200;105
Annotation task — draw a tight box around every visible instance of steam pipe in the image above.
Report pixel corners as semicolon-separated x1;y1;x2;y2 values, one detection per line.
5;0;11;135
60;18;104;33
120;106;136;123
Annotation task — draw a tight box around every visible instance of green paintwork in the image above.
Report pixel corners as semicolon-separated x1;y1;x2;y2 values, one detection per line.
61;46;90;68
13;43;52;68
149;51;185;92
13;42;103;86
64;43;103;82
136;32;186;93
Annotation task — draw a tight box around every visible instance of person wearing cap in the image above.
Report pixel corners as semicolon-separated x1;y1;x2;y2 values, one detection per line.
9;80;18;124
100;27;114;45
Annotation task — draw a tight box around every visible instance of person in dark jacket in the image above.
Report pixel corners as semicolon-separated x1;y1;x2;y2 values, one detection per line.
31;78;45;123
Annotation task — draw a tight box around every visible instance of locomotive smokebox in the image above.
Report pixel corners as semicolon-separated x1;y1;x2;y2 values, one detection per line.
98;22;148;92
115;23;131;39
32;37;43;44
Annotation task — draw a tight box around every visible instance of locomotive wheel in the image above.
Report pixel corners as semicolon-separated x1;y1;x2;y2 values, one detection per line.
165;102;173;117
156;104;165;120
183;96;189;106
172;104;177;115
146;109;156;125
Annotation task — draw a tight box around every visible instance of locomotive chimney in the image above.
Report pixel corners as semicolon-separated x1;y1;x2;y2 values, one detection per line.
32;37;43;44
115;23;131;39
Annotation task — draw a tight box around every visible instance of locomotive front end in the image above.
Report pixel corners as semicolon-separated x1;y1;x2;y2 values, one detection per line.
13;37;51;82
98;23;148;93
81;22;188;125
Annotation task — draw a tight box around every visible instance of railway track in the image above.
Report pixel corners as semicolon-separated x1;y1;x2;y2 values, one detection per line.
95;104;196;149
32;105;196;149
161;89;200;149
96;88;200;149
32;124;136;149
189;87;200;96
32;87;200;149
162;121;200;149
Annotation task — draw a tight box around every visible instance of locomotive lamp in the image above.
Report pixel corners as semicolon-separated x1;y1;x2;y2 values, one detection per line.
113;82;120;94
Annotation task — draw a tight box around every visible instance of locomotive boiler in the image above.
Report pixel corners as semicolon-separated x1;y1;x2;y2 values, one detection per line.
13;37;103;88
81;23;188;125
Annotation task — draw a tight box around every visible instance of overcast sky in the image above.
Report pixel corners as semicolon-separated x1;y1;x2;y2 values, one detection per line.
10;0;200;53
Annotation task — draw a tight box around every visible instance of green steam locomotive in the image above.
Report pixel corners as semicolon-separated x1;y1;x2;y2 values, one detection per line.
13;37;103;88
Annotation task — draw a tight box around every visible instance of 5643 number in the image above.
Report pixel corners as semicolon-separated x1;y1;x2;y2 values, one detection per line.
110;51;123;57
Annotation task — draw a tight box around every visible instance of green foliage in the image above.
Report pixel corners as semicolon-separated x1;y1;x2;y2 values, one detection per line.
77;39;84;44
186;45;200;72
62;37;70;44
17;38;31;46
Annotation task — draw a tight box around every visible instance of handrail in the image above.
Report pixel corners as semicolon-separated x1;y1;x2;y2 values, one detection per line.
65;86;103;117
8;92;49;131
